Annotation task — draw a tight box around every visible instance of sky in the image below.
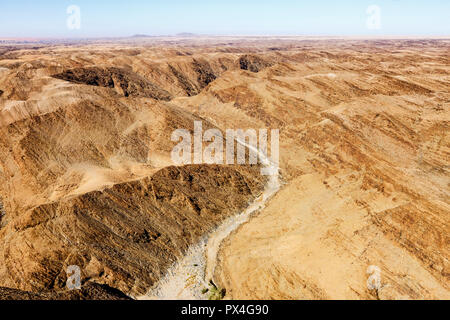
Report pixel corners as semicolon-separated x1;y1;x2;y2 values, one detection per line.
0;0;449;38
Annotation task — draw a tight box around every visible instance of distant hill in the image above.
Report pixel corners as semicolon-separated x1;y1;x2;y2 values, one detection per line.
176;33;198;37
131;34;155;38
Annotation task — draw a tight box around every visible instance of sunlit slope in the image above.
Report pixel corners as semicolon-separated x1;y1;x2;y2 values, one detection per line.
0;38;448;299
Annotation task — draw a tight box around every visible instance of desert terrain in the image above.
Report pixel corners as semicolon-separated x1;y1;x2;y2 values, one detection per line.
0;37;448;299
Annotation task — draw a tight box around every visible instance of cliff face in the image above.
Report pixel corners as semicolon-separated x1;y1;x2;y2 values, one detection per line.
0;38;448;299
52;67;173;101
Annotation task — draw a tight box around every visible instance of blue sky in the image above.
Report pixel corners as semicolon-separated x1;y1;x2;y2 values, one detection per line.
0;0;449;38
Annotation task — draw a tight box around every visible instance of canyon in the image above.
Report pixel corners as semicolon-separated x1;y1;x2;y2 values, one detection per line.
0;37;448;299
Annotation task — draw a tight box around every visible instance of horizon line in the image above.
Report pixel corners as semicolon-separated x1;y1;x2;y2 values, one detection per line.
1;34;450;41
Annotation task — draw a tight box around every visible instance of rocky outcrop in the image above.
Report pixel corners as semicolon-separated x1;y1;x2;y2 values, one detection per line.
53;67;173;101
0;164;265;296
239;54;273;73
192;59;217;89
168;64;200;96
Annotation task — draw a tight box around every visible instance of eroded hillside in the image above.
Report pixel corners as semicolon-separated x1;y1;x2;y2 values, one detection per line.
0;38;448;299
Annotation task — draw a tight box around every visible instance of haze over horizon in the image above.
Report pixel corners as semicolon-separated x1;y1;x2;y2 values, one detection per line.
1;0;449;38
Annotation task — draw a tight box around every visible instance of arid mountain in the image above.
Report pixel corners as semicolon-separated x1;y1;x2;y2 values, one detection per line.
0;283;131;300
0;37;448;300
